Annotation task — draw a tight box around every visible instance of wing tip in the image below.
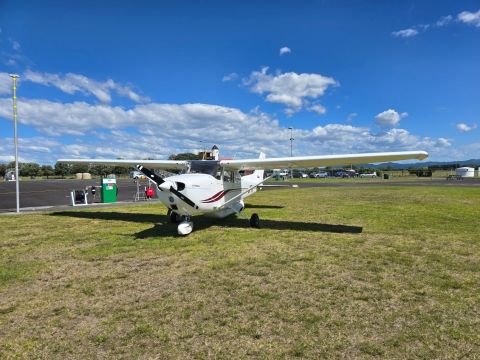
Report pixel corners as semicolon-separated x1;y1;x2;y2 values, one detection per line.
417;151;429;160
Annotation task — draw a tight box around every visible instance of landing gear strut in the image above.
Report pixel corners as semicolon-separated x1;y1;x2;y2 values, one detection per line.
167;209;181;224
249;213;260;228
177;215;193;236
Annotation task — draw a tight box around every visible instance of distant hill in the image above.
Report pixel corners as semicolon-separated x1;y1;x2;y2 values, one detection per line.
367;159;480;169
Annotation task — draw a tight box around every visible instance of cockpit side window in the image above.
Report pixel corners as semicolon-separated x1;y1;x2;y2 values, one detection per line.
188;161;220;176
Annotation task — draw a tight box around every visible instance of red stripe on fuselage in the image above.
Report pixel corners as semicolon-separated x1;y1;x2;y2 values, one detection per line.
202;191;226;203
202;190;224;202
201;189;240;203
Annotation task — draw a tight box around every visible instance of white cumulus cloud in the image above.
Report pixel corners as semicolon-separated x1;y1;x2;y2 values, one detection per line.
244;67;337;114
391;28;419;38
308;104;327;115
0;96;453;163
347;112;358;121
222;72;238;82
436;15;453;27
375;109;408;128
456;123;477;132
11;40;21;51
0;72;13;95
436;138;451;147
393;9;480;38
23;70;149;103
279;47;291;56
458;9;480;27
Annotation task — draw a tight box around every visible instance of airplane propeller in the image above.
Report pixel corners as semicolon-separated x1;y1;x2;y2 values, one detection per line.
136;165;198;210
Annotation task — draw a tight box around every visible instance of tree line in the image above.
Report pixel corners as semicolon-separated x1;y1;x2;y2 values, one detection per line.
2;155;476;179
0;153;198;178
0;162;132;178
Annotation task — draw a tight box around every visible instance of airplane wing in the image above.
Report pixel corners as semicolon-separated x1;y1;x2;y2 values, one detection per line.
220;151;428;171
57;158;189;170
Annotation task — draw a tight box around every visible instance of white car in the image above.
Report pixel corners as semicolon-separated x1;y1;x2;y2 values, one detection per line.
314;172;329;178
130;170;146;180
359;173;377;178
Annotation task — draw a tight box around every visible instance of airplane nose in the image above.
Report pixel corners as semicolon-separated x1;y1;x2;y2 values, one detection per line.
159;181;177;191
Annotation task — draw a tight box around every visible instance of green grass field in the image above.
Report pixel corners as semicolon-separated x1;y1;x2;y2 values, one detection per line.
1;186;479;358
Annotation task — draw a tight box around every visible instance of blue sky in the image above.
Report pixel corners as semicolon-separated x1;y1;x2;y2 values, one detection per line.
0;0;479;164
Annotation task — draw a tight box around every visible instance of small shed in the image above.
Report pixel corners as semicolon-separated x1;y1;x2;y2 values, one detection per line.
76;172;92;180
455;167;474;178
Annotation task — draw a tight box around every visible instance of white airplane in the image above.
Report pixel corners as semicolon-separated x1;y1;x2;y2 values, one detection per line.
58;146;428;235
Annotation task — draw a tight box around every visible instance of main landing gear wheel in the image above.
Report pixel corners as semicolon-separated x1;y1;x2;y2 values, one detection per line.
250;213;260;228
167;209;181;224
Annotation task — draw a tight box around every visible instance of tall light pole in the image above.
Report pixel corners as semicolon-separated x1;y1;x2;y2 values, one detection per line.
288;127;294;157
288;127;294;178
10;74;20;213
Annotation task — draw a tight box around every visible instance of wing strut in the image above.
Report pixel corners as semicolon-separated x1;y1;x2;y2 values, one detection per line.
215;174;273;211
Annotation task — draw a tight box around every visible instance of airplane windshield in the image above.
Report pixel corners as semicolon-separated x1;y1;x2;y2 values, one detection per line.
188;161;220;176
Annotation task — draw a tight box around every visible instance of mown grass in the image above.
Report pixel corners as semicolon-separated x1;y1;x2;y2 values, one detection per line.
272;174;473;184
0;186;479;359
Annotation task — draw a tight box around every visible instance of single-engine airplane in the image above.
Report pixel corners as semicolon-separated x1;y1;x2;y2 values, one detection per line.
58;146;428;235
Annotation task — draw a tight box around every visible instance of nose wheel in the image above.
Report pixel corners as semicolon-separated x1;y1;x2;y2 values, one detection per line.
177;215;193;236
249;213;260;228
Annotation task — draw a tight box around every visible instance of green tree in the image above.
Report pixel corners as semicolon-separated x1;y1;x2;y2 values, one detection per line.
71;163;89;174
89;165;112;176
55;162;72;178
168;153;198;160
41;165;54;178
112;166;130;175
20;163;41;178
0;164;6;177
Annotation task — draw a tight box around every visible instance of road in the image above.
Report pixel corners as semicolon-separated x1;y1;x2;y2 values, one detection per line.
0;178;140;213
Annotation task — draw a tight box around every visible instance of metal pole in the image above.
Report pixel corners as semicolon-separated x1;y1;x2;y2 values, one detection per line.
10;74;20;213
288;127;294;178
288;127;293;157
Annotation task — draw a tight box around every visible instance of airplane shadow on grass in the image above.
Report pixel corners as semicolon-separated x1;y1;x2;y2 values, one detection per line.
244;204;285;209
52;210;363;239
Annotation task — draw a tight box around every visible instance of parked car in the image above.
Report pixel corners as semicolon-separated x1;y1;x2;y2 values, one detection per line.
130;170;146;180
336;170;357;178
314;172;329;178
5;170;15;181
359;172;378;178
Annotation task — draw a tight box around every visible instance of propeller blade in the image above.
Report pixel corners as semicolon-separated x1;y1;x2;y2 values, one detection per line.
136;165;165;187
